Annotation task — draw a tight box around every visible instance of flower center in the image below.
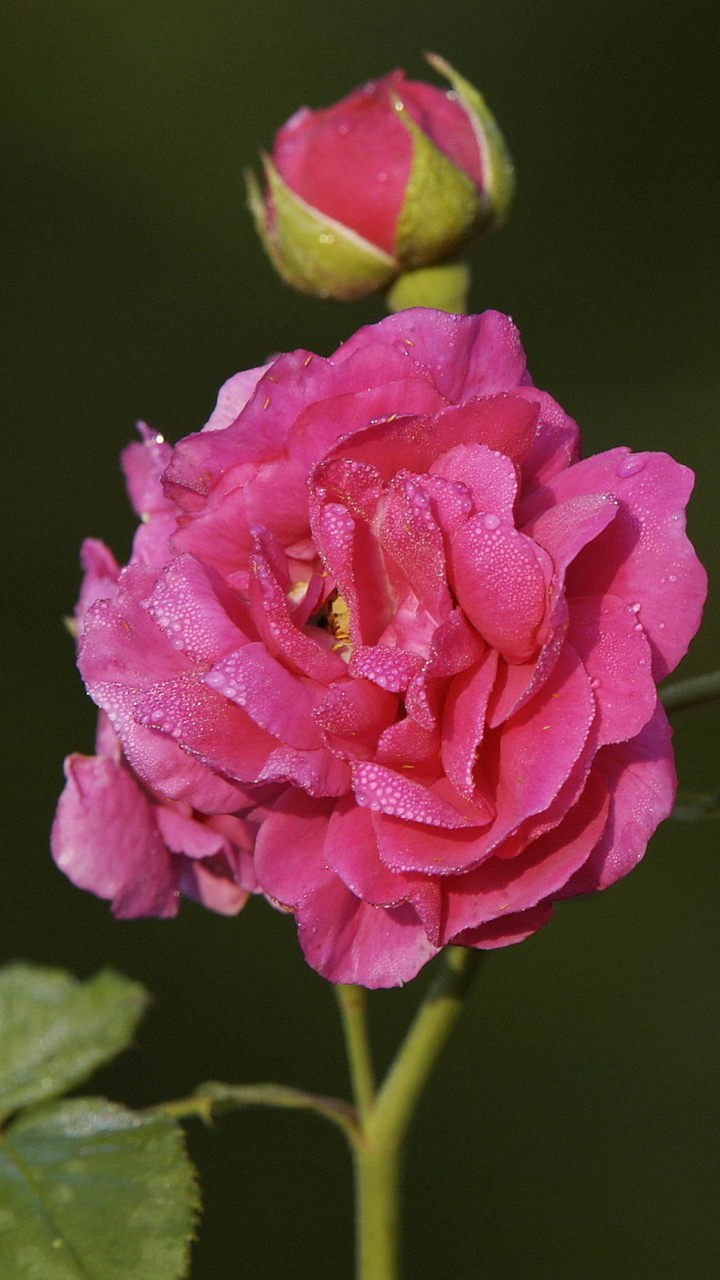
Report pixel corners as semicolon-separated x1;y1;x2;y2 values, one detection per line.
324;590;352;650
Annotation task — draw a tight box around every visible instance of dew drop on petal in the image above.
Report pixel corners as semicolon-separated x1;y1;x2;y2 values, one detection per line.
616;455;647;479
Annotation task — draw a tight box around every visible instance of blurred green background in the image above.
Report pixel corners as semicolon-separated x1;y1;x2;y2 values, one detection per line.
2;1;719;1275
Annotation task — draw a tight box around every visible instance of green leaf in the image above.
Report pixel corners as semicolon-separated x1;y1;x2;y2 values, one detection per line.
0;1097;198;1279
0;965;148;1121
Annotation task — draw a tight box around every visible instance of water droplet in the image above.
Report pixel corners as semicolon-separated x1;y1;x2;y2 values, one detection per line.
590;677;601;690
482;512;501;531
628;602;641;614
668;574;677;582
616;455;646;479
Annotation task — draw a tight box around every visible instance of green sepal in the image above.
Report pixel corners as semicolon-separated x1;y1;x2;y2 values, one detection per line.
0;1097;199;1279
425;53;515;232
386;260;471;314
0;964;149;1123
246;158;397;301
392;96;481;268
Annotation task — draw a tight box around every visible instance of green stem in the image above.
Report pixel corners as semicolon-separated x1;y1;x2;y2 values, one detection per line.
336;985;376;1126
660;669;720;714
385;260;470;313
368;947;482;1152
155;1080;359;1144
346;947;483;1280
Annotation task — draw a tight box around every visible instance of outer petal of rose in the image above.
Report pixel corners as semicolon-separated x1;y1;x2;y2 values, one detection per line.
441;649;499;800
324;799;442;943
514;387;580;489
450;903;554;949
144;554;253;665
129;511;178;569
204;642;324;750
491;724;599;861
524;449;706;679
331;310;527;402
298;886;440;987
176;857;250;915
165;344;433;505
203;364;273;431
155;805;232;859
323;394;537;485
92;698;256;813
441;770;610;940
133;674;277;782
52;754;179;918
568;593;657;745
79;567;190;688
254;790;335;905
164;352;332;506
171;486;257;582
561;702;676;895
75;539;120;632
121;423;174;518
450;517;550;663
244;381;445;545
258;798;438;982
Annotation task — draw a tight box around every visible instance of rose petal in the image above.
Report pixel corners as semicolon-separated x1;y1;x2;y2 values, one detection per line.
51;754;179;919
442;769;610;939
450;516;551;662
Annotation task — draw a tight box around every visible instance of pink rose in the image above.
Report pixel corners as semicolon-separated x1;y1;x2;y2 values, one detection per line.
53;309;706;987
246;56;514;301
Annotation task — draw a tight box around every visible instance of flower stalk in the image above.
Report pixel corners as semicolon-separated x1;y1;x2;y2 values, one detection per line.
659;668;720;714
338;947;484;1279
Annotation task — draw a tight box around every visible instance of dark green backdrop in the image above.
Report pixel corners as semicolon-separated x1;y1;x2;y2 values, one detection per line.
3;2;719;1275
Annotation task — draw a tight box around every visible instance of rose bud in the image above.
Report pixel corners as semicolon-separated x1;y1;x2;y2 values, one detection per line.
245;55;514;310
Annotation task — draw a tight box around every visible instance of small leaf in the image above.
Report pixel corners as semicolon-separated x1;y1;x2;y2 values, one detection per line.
392;97;480;268
0;1097;199;1279
247;158;397;301
425;53;516;232
0;965;148;1120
